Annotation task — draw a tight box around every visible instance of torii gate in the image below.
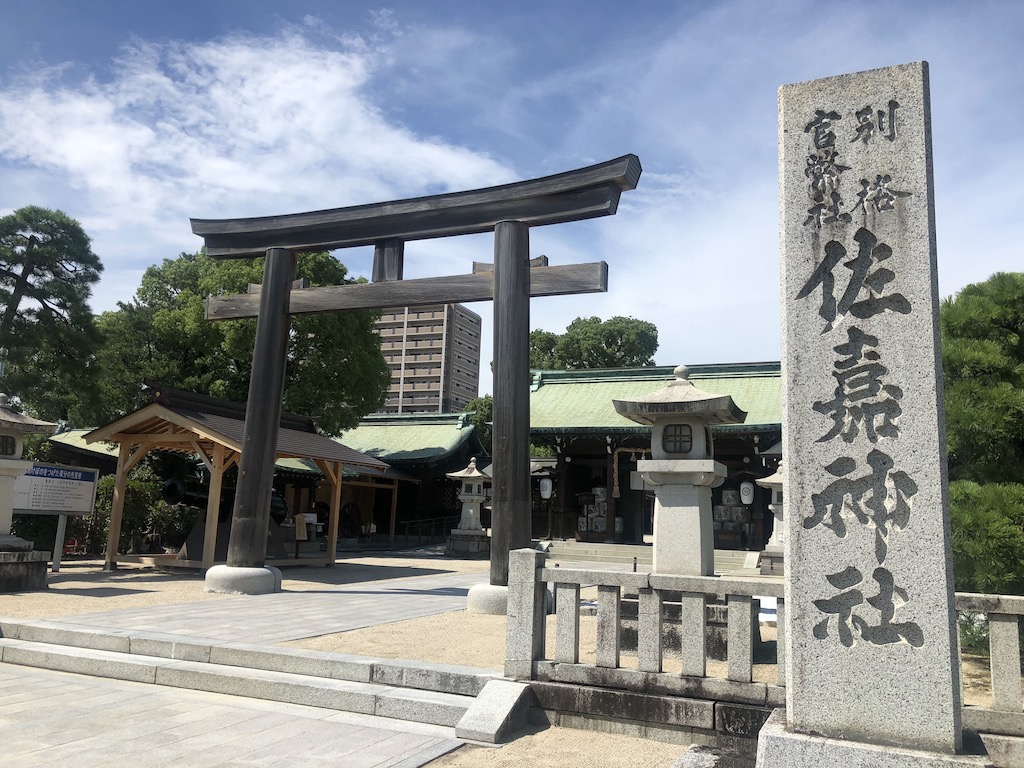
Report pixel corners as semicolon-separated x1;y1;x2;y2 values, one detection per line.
192;154;642;594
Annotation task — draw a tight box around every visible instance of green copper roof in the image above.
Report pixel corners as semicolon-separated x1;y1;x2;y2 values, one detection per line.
50;429;120;457
338;412;478;463
529;362;781;433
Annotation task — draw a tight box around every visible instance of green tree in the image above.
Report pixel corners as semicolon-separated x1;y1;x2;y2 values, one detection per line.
466;394;493;457
940;272;1024;594
941;272;1024;484
0;206;102;421
529;316;658;370
93;251;390;434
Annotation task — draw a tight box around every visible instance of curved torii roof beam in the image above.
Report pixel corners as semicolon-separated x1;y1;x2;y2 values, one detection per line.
191;154;641;258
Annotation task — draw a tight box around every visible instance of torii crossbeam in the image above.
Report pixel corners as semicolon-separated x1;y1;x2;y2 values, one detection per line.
191;154;641;593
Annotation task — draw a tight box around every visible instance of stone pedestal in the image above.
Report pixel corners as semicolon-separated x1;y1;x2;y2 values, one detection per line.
0;458;50;592
640;460;726;576
446;530;489;557
467;582;508;615
0;549;49;591
756;710;991;766
758;549;784;576
204;564;282;595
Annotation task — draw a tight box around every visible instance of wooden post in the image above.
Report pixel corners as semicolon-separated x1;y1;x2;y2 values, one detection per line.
226;247;297;568
388;481;399;543
490;220;532;586
104;442;132;571
326;461;342;565
372;239;404;283
202;443;226;569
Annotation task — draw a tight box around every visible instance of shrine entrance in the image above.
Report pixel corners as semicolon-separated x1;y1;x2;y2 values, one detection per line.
190;154;641;594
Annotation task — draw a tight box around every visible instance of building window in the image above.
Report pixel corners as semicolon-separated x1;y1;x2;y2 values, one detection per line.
662;424;693;454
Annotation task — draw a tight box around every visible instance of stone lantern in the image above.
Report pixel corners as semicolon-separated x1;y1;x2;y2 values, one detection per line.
445;457;489;556
613;365;746;576
756;461;785;576
0;393;58;591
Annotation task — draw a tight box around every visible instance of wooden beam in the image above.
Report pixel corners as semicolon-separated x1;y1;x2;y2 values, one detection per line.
123;444;153;475
206;262;608;321
472;255;548;273
190;155;641;258
247;278;310;294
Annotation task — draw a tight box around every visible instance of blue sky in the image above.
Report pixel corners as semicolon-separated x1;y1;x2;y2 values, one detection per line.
1;1;1021;394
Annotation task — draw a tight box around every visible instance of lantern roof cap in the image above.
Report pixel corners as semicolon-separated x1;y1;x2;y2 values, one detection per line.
756;461;786;488
612;365;747;426
446;456;488;481
0;394;59;435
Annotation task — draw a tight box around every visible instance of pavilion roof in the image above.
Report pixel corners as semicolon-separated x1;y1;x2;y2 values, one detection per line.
83;386;389;473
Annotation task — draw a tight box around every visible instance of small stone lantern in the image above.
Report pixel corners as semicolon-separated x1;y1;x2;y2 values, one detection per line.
445;457;489;556
613;366;746;576
0;394;58;591
756;461;786;575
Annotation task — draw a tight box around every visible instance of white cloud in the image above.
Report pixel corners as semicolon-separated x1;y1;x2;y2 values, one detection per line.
1;0;1023;398
0;28;515;311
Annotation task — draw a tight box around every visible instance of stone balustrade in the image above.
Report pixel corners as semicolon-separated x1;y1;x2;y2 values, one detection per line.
505;548;1024;742
955;592;1024;738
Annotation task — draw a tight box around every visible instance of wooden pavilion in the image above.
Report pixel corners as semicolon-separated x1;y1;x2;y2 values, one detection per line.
84;386;392;570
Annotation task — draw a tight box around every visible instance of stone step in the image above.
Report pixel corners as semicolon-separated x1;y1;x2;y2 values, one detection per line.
0;618;499;697
0;638;473;728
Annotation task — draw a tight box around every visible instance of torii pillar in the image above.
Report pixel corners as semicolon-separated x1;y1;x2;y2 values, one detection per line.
193;155;641;595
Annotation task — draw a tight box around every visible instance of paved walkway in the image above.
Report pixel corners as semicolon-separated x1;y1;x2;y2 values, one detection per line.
58;569;483;643
0;663;460;767
0;565;486;766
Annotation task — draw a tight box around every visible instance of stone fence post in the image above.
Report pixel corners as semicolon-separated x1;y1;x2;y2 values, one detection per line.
504;548;547;679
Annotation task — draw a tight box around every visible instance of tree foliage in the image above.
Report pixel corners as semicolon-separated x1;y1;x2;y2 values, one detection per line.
941;272;1024;594
93;251;390;434
949;480;1024;594
529;316;658;370
941;272;1024;484
0;206;103;421
466;394;493;457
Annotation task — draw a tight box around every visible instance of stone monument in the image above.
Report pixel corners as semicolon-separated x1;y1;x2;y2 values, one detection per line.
0;394;58;592
446;457;489;557
613;365;745;576
756;62;986;765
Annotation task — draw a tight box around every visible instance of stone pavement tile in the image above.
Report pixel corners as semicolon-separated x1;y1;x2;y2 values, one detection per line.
0;664;463;768
59;570;482;645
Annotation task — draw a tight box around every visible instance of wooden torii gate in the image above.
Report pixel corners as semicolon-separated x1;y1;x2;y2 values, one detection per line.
192;154;642;587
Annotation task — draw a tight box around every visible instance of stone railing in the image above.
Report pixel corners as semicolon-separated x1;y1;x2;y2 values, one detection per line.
505;549;1024;739
955;592;1024;737
504;549;785;711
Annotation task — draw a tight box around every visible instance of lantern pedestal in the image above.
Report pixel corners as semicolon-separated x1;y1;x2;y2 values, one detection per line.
0;458;48;591
640;459;727;576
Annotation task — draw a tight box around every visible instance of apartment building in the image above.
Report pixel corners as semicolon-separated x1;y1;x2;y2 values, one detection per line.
374;303;482;414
